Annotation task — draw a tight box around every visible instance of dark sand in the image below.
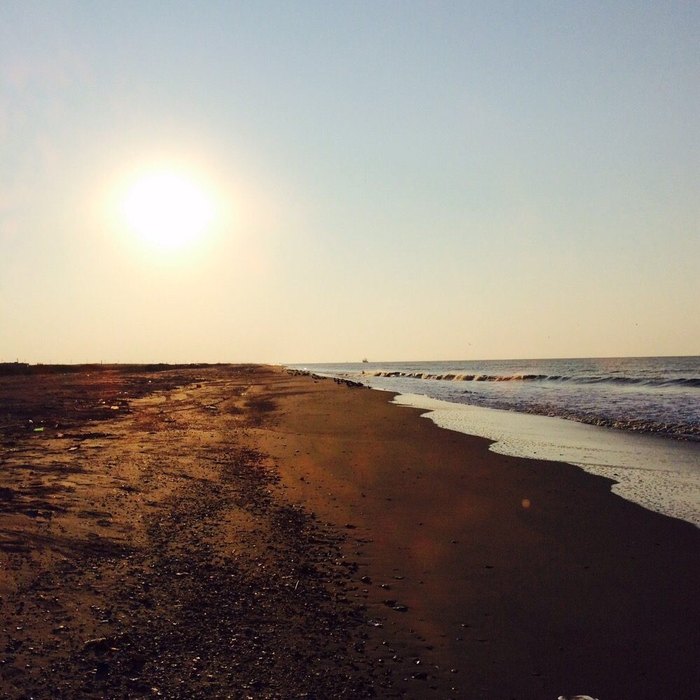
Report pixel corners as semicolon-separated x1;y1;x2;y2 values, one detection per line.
0;364;698;699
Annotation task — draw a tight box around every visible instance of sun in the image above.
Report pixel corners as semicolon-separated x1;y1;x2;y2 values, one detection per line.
120;170;215;250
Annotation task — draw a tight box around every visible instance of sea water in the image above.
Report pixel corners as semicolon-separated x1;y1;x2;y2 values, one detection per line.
290;357;700;527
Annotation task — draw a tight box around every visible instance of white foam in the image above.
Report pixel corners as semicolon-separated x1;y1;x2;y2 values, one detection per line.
392;393;700;528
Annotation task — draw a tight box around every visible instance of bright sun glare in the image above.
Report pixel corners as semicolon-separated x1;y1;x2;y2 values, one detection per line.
121;170;215;251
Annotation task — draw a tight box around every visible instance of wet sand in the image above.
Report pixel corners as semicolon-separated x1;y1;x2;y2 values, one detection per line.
1;364;698;698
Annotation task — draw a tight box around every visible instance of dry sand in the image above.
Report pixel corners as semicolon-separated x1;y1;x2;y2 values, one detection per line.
0;364;698;699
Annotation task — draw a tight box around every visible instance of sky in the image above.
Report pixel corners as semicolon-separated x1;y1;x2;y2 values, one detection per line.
1;1;698;364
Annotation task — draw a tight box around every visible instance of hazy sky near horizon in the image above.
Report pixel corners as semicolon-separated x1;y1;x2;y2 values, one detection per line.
1;1;698;363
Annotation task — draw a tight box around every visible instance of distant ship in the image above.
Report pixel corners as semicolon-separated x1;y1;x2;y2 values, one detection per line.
362;358;369;363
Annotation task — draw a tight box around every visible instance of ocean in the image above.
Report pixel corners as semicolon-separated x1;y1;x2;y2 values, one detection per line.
289;356;700;527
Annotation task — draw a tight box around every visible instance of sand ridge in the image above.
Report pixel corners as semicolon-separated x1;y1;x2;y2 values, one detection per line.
0;366;391;697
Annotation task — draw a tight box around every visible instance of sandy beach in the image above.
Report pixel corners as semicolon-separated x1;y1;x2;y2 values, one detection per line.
1;364;698;699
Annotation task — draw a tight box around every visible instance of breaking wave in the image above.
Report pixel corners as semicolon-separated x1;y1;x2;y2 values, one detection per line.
370;370;700;388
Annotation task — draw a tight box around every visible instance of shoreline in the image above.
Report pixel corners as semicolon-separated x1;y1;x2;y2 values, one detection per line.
391;392;700;528
1;365;698;698
293;357;700;441
290;365;700;527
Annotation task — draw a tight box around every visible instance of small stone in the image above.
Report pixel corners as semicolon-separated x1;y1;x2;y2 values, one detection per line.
83;637;110;654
